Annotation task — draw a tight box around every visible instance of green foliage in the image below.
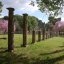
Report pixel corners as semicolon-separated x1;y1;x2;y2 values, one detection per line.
37;20;44;29
36;0;64;15
14;15;38;32
48;16;61;25
45;23;50;31
3;16;8;20
0;35;64;64
48;16;56;25
29;1;35;6
0;1;3;13
45;22;54;31
14;15;23;28
28;16;38;31
46;15;61;31
3;14;44;33
13;15;43;32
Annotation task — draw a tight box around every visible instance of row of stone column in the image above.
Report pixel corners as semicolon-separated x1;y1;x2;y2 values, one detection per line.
22;14;48;47
7;7;53;52
32;30;52;44
59;32;64;37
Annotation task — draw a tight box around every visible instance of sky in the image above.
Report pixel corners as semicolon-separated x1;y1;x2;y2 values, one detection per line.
0;0;64;23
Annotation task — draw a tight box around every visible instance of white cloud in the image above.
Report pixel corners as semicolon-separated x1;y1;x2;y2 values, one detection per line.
20;2;38;13
0;15;4;18
0;0;38;15
38;18;42;20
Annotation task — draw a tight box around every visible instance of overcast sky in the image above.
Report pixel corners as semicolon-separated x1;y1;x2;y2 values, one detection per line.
0;0;64;23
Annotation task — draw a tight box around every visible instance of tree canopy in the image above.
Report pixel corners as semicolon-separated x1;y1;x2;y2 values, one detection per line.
3;15;43;33
28;16;38;31
36;0;64;15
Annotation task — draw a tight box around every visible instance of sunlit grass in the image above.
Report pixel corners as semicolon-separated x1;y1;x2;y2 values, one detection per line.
0;34;64;64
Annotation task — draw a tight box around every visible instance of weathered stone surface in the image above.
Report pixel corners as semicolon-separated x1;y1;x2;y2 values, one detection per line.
23;13;28;47
38;30;41;41
32;30;36;44
7;8;14;52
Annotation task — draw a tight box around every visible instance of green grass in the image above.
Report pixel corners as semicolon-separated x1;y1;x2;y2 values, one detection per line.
0;34;64;64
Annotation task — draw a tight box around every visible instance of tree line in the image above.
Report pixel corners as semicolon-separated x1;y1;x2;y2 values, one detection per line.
3;15;44;33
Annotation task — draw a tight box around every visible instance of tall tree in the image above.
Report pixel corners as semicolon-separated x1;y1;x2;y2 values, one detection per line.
36;0;64;15
3;15;44;33
37;20;44;29
28;16;38;31
48;15;61;25
48;16;56;25
14;14;23;28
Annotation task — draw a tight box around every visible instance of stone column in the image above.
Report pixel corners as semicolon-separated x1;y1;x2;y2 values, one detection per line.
23;13;28;47
47;32;49;38
46;31;48;39
59;31;60;36
38;30;41;41
42;29;45;40
42;23;45;40
7;8;14;52
32;30;36;44
50;31;52;38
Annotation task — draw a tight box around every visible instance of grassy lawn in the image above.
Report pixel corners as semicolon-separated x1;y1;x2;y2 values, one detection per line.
0;34;64;64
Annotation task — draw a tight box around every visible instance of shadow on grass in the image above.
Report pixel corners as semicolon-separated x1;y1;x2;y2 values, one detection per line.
0;50;64;64
37;55;64;64
14;43;35;48
58;41;64;48
0;47;7;49
59;46;64;48
0;52;64;64
0;51;28;64
40;49;64;56
0;45;64;64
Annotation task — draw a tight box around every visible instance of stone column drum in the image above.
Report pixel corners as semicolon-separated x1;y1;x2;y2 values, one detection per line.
7;8;14;52
23;14;28;47
32;30;36;44
38;30;41;41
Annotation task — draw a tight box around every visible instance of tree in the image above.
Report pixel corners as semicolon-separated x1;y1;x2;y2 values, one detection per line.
28;16;38;31
3;16;8;20
48;15;61;25
37;20;44;29
54;21;64;32
3;15;22;33
14;15;38;32
3;14;44;33
0;20;16;34
36;0;64;15
0;1;3;13
14;15;23;28
14;14;23;33
48;16;55;24
45;23;50;31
